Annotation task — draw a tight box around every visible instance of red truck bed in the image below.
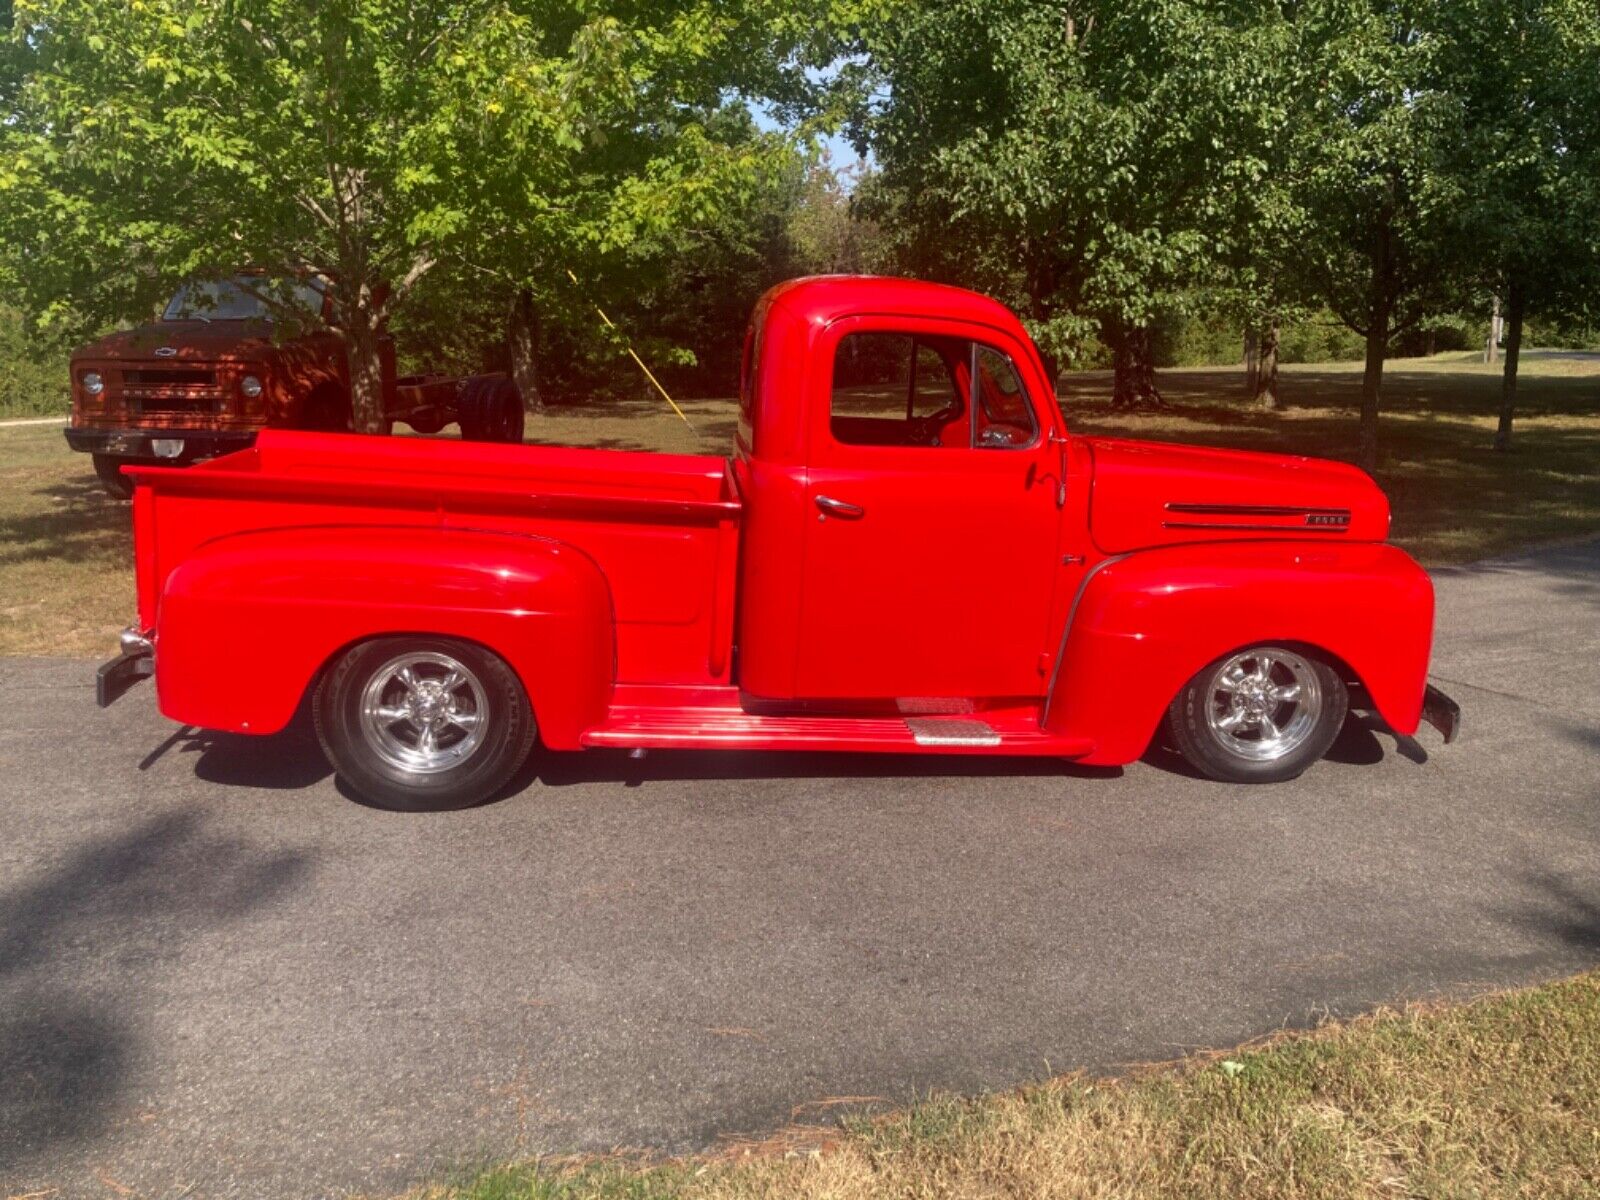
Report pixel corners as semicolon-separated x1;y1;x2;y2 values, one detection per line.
129;431;743;692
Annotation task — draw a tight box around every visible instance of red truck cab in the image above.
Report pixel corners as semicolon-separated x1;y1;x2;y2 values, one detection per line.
100;276;1459;809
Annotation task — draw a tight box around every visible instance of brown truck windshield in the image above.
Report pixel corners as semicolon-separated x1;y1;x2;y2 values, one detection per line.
163;276;324;322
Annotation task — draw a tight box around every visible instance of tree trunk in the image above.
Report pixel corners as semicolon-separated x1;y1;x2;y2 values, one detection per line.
1358;319;1386;473
1485;294;1501;365
1493;278;1526;452
508;287;544;415
1254;319;1281;410
347;317;387;434
1109;323;1166;410
1357;214;1396;474
1244;328;1258;396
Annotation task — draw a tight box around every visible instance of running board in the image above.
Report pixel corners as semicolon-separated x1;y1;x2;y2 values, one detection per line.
582;706;1091;757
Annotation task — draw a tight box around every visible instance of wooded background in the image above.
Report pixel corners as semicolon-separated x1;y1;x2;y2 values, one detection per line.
3;0;1598;468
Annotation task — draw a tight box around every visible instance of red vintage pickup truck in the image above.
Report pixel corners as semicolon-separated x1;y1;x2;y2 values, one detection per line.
99;276;1458;809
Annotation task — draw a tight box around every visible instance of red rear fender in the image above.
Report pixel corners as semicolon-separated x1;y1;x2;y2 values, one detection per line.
1045;541;1435;765
154;526;614;747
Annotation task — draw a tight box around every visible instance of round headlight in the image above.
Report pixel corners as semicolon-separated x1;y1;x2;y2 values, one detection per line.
240;374;263;398
82;371;105;395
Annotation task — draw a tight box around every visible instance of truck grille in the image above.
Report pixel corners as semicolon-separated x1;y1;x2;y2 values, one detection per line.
123;368;224;413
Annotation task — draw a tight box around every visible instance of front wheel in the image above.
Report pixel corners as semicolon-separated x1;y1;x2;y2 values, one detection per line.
1166;645;1348;783
314;636;536;810
92;453;134;500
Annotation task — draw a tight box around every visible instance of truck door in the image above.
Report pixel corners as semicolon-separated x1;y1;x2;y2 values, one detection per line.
794;318;1069;701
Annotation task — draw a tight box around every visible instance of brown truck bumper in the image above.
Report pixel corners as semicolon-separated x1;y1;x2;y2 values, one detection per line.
98;628;154;708
65;426;256;461
1420;683;1461;744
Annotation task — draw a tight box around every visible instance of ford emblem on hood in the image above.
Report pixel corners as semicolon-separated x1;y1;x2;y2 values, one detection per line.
154;346;178;357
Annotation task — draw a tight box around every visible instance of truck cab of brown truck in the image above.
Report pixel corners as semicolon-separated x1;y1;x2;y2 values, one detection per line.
65;274;367;496
66;272;528;496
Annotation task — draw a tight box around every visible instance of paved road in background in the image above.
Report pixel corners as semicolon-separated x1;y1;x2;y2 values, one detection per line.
3;540;1598;1199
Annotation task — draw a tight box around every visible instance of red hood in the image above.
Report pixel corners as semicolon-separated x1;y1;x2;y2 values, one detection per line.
1085;437;1390;554
73;320;277;365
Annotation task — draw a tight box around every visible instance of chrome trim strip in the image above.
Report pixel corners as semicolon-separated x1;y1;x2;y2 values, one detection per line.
1162;521;1346;533
1041;552;1129;725
1165;502;1350;517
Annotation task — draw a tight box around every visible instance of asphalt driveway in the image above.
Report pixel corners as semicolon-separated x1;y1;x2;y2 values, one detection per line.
2;538;1598;1199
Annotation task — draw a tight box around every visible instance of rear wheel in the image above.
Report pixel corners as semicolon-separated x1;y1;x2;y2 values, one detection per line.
457;377;524;443
314;636;536;811
1166;644;1348;783
92;453;134;500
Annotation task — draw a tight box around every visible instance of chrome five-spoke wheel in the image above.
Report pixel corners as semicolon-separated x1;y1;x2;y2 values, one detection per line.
1202;648;1322;763
359;651;489;773
1168;643;1348;783
315;636;537;811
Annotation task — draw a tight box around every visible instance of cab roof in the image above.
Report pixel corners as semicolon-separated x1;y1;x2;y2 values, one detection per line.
757;275;1029;337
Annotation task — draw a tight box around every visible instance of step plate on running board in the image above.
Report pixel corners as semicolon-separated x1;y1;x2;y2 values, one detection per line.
904;717;1002;747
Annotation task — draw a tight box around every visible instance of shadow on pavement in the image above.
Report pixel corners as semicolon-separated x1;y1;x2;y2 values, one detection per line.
0;812;314;1180
139;708;332;790
160;698;1448;804
1502;870;1600;956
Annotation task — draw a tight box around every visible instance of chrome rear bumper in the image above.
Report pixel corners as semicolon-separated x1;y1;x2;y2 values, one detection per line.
97;627;154;707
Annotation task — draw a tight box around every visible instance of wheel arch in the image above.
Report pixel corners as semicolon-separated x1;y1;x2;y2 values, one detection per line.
153;525;615;748
1044;540;1434;766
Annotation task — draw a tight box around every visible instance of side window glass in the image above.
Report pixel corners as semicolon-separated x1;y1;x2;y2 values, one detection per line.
830;332;968;448
973;346;1038;449
910;343;959;419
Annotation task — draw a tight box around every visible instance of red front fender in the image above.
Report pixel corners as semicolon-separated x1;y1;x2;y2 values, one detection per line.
154;526;615;748
1045;541;1435;766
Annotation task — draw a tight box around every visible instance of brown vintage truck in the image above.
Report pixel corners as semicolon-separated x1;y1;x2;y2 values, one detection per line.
66;274;524;496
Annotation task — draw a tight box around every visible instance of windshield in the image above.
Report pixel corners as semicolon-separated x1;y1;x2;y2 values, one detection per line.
163;275;325;322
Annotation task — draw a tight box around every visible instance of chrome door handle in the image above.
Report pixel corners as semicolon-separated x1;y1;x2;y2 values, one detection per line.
815;494;865;519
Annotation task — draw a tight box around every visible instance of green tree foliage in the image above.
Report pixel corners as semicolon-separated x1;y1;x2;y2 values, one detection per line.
851;0;1298;407
391;131;824;405
1432;0;1600;450
1287;1;1480;470
0;305;71;417
1;0;826;430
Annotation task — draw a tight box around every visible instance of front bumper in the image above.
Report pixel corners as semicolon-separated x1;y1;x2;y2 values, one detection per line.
98;627;154;707
65;426;257;461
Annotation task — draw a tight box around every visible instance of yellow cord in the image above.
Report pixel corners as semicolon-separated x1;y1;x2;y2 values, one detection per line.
566;269;694;432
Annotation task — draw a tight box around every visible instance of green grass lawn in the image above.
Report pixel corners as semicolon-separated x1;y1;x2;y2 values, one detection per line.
2;350;1597;656
401;971;1600;1200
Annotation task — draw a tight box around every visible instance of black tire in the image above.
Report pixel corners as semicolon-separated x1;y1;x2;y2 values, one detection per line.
92;453;134;500
313;636;537;811
457;377;524;444
1166;644;1348;783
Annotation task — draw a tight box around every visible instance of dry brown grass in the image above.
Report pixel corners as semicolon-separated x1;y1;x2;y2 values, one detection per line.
0;423;136;655
2;350;1596;654
410;971;1600;1200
